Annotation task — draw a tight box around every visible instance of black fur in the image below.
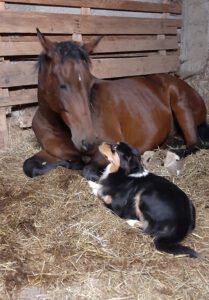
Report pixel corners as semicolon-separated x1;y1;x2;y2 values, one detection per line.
37;41;90;71
198;122;209;146
97;142;197;258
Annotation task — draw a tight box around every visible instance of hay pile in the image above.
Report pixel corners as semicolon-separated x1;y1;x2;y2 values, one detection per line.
0;118;209;300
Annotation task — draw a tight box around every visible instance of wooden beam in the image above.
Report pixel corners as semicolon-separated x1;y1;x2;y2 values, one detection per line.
0;88;37;106
0;1;5;9
0;11;180;34
0;107;8;149
0;36;179;56
92;54;179;78
0;1;9;149
0;61;37;88
4;0;181;14
158;0;170;56
0;54;179;89
81;7;91;15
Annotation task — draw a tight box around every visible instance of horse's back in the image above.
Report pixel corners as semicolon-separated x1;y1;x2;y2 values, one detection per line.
146;74;207;125
93;76;173;151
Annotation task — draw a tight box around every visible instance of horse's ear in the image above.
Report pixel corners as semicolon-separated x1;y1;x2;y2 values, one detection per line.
36;28;57;59
83;36;103;54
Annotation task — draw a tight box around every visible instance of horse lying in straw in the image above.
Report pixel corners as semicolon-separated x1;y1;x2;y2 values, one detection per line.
23;29;209;181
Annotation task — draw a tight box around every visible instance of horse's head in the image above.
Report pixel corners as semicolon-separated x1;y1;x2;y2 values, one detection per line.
36;29;102;153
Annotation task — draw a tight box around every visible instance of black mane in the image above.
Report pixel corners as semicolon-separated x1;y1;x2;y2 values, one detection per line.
37;40;90;71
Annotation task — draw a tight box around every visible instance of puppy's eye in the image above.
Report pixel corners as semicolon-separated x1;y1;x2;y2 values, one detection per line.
111;145;117;152
60;84;67;89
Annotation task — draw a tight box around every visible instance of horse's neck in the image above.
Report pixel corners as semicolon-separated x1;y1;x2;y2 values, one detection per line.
89;78;103;112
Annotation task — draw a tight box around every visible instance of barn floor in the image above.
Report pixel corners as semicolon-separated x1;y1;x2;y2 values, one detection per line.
0;117;209;300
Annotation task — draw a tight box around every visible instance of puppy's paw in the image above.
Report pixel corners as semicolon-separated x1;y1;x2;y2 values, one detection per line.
88;181;101;196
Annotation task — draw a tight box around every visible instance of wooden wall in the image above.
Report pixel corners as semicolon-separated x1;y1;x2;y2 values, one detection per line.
0;0;181;148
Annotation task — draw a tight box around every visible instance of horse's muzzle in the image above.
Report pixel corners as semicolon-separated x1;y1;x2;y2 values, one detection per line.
81;139;96;153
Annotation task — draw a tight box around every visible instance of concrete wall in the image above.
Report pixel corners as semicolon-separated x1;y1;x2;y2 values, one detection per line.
180;0;209;78
178;0;209;104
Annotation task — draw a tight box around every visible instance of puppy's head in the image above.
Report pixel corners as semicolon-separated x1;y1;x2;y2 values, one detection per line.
99;142;120;174
99;142;143;175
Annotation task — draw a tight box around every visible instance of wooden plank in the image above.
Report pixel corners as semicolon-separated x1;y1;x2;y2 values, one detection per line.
0;36;178;56
0;11;180;34
0;61;37;87
158;0;170;56
81;7;91;15
0;54;179;88
0;88;37;106
0;34;74;42
92;54;179;78
4;0;181;14
0;1;9;149
0;107;8;148
0;1;5;9
0;34;179;43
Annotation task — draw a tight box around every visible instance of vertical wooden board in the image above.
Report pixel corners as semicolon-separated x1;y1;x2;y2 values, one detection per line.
0;1;9;149
0;1;5;10
0;107;8;149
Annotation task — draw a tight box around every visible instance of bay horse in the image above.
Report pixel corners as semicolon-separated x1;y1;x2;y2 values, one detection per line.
23;29;209;180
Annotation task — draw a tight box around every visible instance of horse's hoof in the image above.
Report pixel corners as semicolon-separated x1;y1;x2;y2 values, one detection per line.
23;156;84;178
23;155;50;177
169;145;200;159
65;160;84;170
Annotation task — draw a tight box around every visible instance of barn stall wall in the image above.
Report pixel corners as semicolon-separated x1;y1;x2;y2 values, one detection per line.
0;0;182;149
180;0;209;78
180;0;209;105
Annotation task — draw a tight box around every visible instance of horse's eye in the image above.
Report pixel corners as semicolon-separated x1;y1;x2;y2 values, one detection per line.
60;84;67;89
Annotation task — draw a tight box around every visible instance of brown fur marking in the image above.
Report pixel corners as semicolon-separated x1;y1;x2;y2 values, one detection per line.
134;191;144;221
103;195;112;205
99;142;120;173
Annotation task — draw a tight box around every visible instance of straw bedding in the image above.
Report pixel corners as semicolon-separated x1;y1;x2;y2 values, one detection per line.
0;117;209;300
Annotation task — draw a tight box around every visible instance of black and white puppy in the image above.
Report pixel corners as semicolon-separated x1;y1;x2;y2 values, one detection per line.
88;142;197;258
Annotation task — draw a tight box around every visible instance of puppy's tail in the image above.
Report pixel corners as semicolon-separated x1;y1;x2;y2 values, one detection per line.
154;239;198;258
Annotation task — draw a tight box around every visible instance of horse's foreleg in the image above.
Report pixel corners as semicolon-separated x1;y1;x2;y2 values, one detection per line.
170;99;201;157
23;108;84;177
23;150;84;178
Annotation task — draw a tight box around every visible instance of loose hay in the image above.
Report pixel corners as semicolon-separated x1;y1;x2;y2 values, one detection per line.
0;119;209;300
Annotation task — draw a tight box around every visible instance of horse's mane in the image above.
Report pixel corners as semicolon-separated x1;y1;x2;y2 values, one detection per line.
37;40;90;71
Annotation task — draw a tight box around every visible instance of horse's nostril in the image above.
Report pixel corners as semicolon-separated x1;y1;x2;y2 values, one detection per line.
81;140;95;152
81;140;88;152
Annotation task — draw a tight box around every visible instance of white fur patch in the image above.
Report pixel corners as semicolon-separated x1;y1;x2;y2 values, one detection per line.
88;181;102;196
78;74;82;82
100;163;112;180
126;219;143;229
129;170;149;178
